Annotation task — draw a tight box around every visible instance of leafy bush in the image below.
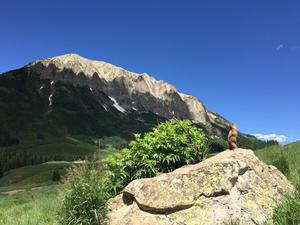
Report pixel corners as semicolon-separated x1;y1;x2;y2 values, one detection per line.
107;119;210;195
58;155;110;225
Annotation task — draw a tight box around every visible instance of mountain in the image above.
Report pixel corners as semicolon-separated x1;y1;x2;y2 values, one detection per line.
27;54;210;123
0;54;276;153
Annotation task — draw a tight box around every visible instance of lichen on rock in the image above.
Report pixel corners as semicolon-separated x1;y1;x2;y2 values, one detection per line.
108;148;294;225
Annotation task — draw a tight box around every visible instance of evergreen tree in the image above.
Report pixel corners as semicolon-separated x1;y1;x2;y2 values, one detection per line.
52;170;61;181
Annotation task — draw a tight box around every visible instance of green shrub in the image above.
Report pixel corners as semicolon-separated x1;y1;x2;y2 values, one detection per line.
107;119;210;195
58;155;110;225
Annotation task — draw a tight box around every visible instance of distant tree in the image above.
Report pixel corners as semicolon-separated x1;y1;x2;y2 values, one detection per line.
0;130;19;147
39;155;44;164
84;136;95;145
33;155;39;165
0;163;3;178
52;170;61;181
115;141;129;150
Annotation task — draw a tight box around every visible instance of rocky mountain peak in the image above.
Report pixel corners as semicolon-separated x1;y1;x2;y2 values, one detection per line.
29;53;138;81
27;54;211;124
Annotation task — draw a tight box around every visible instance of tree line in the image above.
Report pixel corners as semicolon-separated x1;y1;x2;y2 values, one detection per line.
238;137;279;150
0;149;66;178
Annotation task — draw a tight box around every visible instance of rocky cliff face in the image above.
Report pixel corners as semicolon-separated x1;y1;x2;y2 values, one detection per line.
27;54;211;123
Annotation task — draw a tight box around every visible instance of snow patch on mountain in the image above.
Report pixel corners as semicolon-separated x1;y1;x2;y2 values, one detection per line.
49;94;53;105
109;96;126;112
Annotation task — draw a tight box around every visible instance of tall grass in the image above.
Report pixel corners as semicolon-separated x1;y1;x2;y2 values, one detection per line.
253;142;300;224
254;141;300;183
0;187;60;225
271;181;300;225
58;154;111;225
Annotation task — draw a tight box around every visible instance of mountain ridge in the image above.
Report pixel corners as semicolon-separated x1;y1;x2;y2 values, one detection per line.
26;53;211;124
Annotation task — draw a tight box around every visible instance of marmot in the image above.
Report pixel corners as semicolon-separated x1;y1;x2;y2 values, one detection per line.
227;123;238;150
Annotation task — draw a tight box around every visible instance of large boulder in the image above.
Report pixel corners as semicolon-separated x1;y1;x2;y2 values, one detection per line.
108;148;294;225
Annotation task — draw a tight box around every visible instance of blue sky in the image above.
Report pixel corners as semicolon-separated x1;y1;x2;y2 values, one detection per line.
1;0;299;144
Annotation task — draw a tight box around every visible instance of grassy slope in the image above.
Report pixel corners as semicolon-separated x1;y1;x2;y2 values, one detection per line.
24;141;98;158
20;135;123;158
0;161;71;192
0;188;60;225
254;141;300;184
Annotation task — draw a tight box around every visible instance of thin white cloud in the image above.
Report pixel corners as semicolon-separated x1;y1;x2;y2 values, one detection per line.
292;46;300;51
275;135;288;142
276;45;283;51
252;134;288;142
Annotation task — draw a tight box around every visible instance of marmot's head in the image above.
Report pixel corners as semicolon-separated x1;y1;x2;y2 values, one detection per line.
229;123;237;131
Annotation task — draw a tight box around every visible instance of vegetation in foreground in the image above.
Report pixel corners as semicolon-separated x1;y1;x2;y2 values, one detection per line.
0;121;299;224
0;187;60;225
107;119;210;196
58;157;110;225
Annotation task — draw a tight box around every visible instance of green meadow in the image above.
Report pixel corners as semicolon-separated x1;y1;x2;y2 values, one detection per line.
18;136;125;159
254;141;300;184
0;161;71;192
0;188;60;225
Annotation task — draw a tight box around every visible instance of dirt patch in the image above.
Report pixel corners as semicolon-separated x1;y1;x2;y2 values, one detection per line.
72;159;107;164
1;188;26;194
1;185;61;195
3;175;24;187
72;160;84;164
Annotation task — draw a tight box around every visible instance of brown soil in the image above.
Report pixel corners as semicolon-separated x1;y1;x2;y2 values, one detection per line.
1;185;60;195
